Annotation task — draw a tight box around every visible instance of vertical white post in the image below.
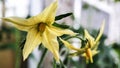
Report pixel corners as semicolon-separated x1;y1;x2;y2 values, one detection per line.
73;0;82;29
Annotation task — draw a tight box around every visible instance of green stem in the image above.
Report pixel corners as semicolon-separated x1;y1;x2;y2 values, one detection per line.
37;48;48;68
60;60;66;68
15;29;21;68
53;58;56;68
66;56;70;68
64;34;84;41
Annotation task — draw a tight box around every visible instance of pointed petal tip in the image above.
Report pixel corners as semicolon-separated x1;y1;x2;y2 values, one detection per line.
95;20;105;42
100;19;105;34
1;17;10;20
22;50;29;61
23;52;27;61
53;53;60;63
74;33;79;36
59;38;81;51
0;17;7;20
70;32;78;36
56;59;60;63
23;54;27;61
90;57;93;63
23;57;27;61
101;19;105;30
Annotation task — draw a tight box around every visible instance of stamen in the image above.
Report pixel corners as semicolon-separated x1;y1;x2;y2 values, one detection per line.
38;23;46;33
86;48;93;63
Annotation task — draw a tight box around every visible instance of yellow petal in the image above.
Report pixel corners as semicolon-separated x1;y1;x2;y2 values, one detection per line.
28;0;58;25
81;53;90;63
81;53;86;57
2;17;33;26
95;20;105;43
23;28;42;60
91;41;99;50
42;27;59;62
13;24;35;31
84;29;95;48
1;17;34;31
49;26;77;36
92;50;99;56
69;52;80;57
59;38;82;51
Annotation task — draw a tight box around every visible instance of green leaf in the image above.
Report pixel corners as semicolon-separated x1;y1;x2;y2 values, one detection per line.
53;22;69;29
53;58;57;68
55;13;72;21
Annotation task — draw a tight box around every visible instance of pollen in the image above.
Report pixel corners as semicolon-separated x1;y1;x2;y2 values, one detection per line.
38;23;46;33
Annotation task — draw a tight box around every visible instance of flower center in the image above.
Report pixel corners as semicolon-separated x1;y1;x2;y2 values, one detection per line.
38;23;46;33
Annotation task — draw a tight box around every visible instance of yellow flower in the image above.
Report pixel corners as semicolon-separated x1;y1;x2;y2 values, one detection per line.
82;21;105;63
84;21;105;48
1;0;76;62
68;21;105;63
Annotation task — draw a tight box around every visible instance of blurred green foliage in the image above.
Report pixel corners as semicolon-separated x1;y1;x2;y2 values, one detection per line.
114;0;120;2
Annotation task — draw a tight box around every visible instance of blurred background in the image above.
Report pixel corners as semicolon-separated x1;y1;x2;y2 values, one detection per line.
0;0;120;68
